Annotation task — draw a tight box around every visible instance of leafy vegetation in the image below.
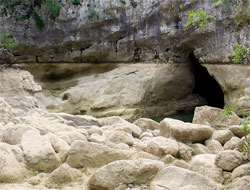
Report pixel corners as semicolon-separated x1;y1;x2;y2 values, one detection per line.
130;0;137;8
33;12;45;28
0;30;19;53
218;107;234;123
88;9;99;20
120;0;126;5
212;0;223;7
73;0;81;5
0;0;62;27
240;116;250;156
185;10;215;28
42;0;62;20
232;43;247;64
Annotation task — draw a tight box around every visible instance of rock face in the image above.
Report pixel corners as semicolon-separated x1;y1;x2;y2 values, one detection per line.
0;69;42;116
31;63;202;121
204;65;250;116
1;0;249;65
0;47;15;64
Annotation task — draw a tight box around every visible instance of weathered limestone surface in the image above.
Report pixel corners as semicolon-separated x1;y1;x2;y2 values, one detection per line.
31;63;201;121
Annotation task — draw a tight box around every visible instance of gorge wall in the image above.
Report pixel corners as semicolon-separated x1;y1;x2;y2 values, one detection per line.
0;0;249;64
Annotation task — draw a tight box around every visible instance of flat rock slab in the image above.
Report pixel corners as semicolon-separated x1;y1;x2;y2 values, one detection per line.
150;166;220;190
160;118;213;143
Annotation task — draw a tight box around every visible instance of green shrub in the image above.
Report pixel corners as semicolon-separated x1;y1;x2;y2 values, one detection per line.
240;116;250;156
218;107;234;122
212;0;223;7
232;43;247;64
0;30;19;53
88;9;99;20
130;0;137;8
73;0;81;5
42;0;62;20
33;12;45;28
185;10;215;28
120;0;126;5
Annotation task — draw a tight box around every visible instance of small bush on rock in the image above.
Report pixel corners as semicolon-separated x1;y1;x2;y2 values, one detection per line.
240;116;250;156
185;10;215;28
0;30;18;53
232;43;248;64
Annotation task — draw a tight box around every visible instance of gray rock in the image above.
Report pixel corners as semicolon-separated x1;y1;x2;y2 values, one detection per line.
215;150;243;171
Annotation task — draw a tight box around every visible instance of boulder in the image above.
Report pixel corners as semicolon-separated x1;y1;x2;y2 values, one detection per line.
224;137;241;150
47;163;82;185
205;139;224;154
190;154;223;183
89;133;106;143
0;143;28;182
21;130;61;172
189;143;211;155
177;142;192;161
215;150;243;171
88;159;164;190
193;106;240;129
160;118;213;143
229;125;245;138
2;124;38;145
150;166;220;190
104;130;134;146
144;136;179;157
225;176;250;190
66;140;132;168
99;116;142;137
212;130;233;145
133;118;160;132
46;133;70;163
0;46;15;64
231;163;250;181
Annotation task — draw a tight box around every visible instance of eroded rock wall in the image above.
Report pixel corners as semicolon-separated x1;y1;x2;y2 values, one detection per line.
1;0;249;64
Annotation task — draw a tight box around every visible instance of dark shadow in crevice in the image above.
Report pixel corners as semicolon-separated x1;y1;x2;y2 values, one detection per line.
189;52;224;108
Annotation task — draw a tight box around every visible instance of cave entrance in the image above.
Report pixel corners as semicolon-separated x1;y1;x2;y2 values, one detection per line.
189;52;224;108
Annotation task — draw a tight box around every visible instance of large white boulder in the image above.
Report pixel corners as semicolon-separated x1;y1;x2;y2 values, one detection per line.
21;130;61;172
231;163;250;181
193;106;240;129
150;166;220;190
88;159;164;190
66;140;133;168
160;118;213;143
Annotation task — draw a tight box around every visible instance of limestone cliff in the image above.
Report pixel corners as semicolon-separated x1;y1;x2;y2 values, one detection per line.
0;0;249;64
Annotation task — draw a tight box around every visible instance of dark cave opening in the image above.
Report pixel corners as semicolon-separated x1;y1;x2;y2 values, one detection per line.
189;52;224;109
